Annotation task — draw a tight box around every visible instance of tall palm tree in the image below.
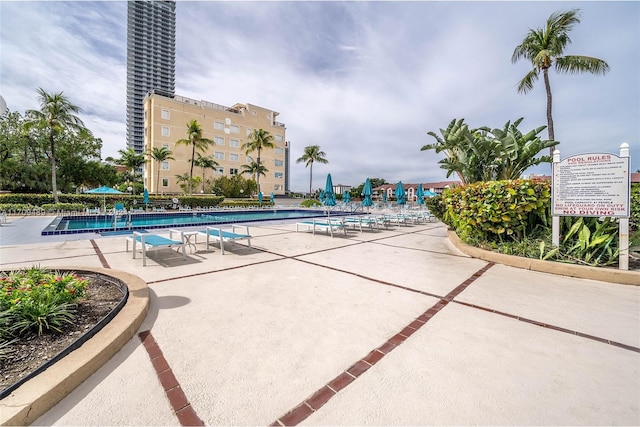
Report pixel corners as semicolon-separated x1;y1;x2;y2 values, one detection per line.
116;147;147;195
241;158;268;193
512;8;609;155
241;128;274;193
192;153;219;193
26;88;85;203
175;119;213;195
148;146;174;195
296;145;328;197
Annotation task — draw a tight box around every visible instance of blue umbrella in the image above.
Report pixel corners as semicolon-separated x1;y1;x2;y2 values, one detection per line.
343;191;351;203
258;192;263;203
424;190;437;197
323;173;336;207
416;183;424;205
395;181;406;205
382;191;387;203
143;188;150;206
270;192;275;204
362;177;373;208
85;185;124;212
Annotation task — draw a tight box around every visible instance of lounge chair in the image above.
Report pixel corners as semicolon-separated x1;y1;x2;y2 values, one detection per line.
125;231;186;266
198;225;252;254
344;215;379;232
296;218;347;237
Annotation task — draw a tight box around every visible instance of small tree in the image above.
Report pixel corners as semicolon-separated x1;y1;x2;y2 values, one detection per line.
296;145;328;197
192;153;219;194
116;147;147;195
241;128;274;193
175;119;213;195
148;146;174;195
25;88;86;203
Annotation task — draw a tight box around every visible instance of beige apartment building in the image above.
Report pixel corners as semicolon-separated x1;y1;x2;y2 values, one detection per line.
143;91;288;195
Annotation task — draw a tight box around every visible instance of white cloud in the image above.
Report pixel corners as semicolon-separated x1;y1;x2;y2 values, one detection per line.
1;1;638;192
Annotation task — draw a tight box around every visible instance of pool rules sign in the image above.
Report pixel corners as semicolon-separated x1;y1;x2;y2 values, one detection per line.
551;143;631;269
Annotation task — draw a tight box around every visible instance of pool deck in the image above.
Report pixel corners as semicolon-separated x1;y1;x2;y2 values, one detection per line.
0;214;639;426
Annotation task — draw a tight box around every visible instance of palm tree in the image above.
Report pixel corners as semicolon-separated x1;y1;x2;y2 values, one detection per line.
192;153;219;193
26;88;85;203
512;8;609;155
241;128;274;193
116;147;147;195
241;158;268;194
148;146;174;195
296;145;329;197
175;119;214;195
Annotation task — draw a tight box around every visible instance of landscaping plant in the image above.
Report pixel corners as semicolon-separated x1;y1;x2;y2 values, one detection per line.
0;267;88;336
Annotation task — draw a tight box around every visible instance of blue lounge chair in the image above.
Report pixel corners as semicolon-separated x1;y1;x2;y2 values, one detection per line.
344;215;380;232
198;225;252;255
295;218;347;237
125;231;186;266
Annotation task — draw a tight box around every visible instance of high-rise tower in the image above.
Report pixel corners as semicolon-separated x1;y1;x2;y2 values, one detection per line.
126;0;176;153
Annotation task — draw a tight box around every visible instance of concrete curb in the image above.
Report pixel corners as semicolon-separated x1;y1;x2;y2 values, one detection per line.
447;229;640;286
0;268;149;426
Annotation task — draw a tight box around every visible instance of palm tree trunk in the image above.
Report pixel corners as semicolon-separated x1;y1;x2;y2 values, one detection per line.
256;149;261;194
543;68;555;157
50;130;59;204
189;144;196;195
156;164;161;196
309;161;313;197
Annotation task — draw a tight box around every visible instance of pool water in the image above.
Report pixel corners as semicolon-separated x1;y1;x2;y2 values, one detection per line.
42;209;337;235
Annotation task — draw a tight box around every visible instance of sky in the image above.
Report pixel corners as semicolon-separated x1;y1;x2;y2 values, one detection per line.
1;1;638;192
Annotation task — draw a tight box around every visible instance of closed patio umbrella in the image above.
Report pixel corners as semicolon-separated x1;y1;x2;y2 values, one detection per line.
362;177;373;211
343;191;351;204
258;192;263;203
395;181;406;206
416;183;424;205
323;174;336;207
382;191;387;204
143;188;150;208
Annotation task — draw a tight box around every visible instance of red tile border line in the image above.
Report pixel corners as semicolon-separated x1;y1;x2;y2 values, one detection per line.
271;262;494;426
90;239;110;269
453;301;640;353
138;330;205;426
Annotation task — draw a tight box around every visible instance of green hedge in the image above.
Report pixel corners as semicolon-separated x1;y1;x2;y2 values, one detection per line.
443;179;551;242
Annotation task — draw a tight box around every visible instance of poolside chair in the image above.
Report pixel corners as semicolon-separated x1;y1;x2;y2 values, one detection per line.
344;215;379;232
198;225;252;255
125;231;186;267
295;218;347;237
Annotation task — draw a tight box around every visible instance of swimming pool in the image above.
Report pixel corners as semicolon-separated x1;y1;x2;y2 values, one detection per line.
41;209;339;235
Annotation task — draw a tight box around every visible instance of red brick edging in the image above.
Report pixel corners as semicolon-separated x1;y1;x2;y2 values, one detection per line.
139;330;204;426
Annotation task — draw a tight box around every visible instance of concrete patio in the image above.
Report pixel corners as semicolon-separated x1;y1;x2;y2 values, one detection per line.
0;215;638;426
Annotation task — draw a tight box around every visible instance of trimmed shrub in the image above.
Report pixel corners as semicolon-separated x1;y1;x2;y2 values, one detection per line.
443;179;551;242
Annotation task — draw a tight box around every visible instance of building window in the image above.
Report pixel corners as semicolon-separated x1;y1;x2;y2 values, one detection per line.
161;161;170;170
275;135;283;142
229;139;239;148
229;125;239;134
214;121;224;130
229;153;239;161
274;147;283;155
161;126;169;137
274;160;283;167
162;178;169;187
161;109;170;120
246;128;252;136
274;184;283;191
214;166;224;175
214;151;225;160
229;168;239;175
275;172;283;179
214;136;224;146
162;143;169;149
